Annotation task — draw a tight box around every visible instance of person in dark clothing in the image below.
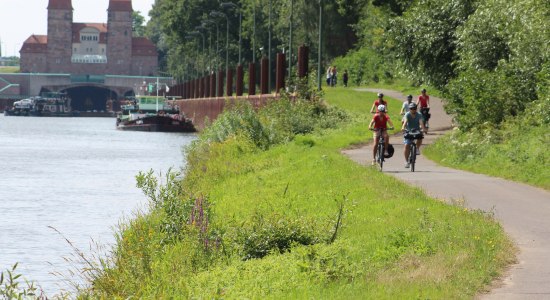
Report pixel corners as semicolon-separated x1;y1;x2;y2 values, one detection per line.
343;70;349;87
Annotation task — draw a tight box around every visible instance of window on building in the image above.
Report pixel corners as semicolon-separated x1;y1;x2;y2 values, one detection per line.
80;34;99;42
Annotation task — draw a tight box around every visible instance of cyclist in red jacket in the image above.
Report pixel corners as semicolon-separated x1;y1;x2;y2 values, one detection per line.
368;104;395;165
416;88;431;132
370;93;388;113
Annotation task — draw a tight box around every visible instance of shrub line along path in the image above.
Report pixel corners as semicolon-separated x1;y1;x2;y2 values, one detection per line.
343;88;550;299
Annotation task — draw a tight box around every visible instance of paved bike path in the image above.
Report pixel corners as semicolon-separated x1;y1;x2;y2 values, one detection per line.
344;89;550;299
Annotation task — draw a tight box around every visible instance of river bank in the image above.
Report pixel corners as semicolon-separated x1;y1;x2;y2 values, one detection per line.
77;89;513;299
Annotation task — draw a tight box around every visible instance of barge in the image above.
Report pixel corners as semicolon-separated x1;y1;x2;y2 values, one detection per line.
116;96;195;132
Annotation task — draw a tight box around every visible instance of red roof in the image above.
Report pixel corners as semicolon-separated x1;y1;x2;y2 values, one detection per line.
20;35;48;53
108;0;133;11
72;23;108;43
132;37;158;56
48;0;73;10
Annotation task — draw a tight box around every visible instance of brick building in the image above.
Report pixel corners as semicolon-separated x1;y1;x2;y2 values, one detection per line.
0;0;164;112
20;0;157;76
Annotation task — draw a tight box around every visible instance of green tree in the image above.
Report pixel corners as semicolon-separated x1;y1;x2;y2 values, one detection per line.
145;0;365;79
445;0;549;129
371;0;414;16
132;11;146;37
388;0;479;87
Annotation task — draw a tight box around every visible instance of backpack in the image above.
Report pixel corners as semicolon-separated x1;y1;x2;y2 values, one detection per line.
384;144;395;158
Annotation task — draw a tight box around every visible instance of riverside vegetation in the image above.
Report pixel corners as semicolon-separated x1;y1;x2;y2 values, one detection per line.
1;84;515;298
65;82;514;298
425;93;550;190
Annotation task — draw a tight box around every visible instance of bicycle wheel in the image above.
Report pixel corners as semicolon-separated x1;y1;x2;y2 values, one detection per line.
377;143;384;171
410;144;416;172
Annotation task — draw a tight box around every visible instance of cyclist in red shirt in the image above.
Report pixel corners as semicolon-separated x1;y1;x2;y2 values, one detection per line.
370;93;388;113
416;88;431;132
368;104;395;165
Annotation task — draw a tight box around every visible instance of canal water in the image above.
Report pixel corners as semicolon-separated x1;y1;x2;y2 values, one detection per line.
0;115;196;296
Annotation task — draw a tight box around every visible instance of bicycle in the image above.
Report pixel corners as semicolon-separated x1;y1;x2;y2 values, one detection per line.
420;107;431;129
404;130;423;172
370;128;393;171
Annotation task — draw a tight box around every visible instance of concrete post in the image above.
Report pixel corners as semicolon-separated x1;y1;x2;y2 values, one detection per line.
248;62;256;95
276;53;285;93
298;45;309;78
209;73;216;98
204;76;210;98
195;78;200;99
261;57;269;94
236;64;244;96
217;70;224;97
199;77;204;98
181;82;187;99
226;68;233;97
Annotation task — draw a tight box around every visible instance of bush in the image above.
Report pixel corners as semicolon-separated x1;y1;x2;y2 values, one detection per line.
235;213;329;260
427;121;550;189
442;0;549;129
0;264;45;299
196;94;349;153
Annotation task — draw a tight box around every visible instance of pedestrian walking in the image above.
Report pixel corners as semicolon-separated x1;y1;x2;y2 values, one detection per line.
343;70;349;87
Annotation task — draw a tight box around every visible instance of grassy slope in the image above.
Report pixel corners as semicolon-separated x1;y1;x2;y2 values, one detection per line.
88;87;514;299
424;125;550;190
0;66;19;73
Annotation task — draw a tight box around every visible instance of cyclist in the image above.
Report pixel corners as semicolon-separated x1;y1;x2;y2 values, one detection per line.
369;104;395;165
416;88;430;132
402;103;427;168
370;93;388;113
400;94;414;117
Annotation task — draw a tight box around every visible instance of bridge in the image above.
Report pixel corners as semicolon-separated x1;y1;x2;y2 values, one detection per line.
0;72;173;112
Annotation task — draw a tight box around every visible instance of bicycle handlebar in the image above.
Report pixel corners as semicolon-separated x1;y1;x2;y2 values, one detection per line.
403;129;427;136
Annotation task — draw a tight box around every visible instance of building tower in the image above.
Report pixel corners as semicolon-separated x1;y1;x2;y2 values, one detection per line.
47;0;73;73
107;0;133;75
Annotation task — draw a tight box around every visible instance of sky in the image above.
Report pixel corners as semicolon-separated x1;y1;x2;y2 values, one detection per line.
0;0;156;57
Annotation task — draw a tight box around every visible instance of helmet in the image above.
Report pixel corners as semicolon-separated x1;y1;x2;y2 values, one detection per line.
407;95;413;100
408;103;418;110
377;104;386;112
377;93;384;98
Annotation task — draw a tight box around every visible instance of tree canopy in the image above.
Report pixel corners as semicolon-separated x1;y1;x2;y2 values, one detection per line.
144;0;363;77
142;0;549;129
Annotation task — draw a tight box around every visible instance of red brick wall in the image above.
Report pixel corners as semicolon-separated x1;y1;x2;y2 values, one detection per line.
20;53;48;73
173;95;279;131
131;56;157;77
47;8;73;73
107;10;133;75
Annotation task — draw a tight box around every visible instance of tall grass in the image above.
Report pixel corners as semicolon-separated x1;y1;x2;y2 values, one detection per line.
425;96;550;190
80;87;514;299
